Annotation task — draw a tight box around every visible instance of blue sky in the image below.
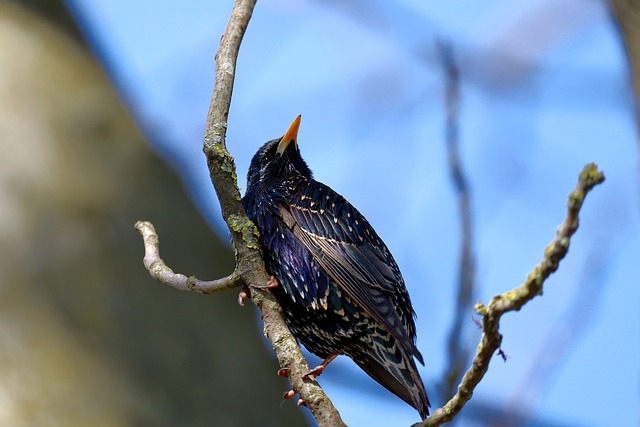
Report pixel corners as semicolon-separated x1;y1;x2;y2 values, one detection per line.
65;1;639;425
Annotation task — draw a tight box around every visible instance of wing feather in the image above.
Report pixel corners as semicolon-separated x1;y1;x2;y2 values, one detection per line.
280;181;422;360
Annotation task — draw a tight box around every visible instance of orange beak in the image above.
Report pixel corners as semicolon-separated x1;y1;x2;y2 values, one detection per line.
277;115;301;155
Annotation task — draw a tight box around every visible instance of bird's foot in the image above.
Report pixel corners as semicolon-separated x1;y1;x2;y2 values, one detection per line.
246;275;279;292
263;276;280;289
277;368;289;378
297;399;306;407
302;352;339;379
302;365;325;379
237;286;250;306
239;277;278;306
302;363;327;380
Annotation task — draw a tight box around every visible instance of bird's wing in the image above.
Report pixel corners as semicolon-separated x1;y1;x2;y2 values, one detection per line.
279;180;421;360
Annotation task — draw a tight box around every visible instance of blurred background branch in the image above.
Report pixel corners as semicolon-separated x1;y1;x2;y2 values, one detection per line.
609;0;640;203
437;40;478;404
610;0;640;125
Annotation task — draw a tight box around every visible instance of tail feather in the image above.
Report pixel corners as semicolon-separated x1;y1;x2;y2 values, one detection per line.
351;329;430;419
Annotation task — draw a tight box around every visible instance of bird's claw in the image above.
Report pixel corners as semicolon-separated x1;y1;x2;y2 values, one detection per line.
237;286;250;306
277;368;289;378
302;364;326;380
238;276;279;306
302;353;338;379
267;275;279;288
253;275;278;289
250;275;279;290
282;391;305;407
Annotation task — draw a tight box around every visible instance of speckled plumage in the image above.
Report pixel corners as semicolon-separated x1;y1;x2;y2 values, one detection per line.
242;116;429;419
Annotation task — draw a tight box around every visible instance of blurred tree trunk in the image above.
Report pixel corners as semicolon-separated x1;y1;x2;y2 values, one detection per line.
0;2;306;426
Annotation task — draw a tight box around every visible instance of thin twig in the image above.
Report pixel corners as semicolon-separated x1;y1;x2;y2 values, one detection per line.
438;40;477;402
135;0;345;425
496;245;610;427
135;221;242;293
414;164;605;427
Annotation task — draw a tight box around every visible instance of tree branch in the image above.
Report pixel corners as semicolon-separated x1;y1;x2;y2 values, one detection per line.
135;221;242;294
136;1;345;425
415;163;605;427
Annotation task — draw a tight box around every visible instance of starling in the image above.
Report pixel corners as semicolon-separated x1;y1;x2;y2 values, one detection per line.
242;115;430;419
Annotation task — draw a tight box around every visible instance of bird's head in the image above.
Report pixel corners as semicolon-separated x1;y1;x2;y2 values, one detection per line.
246;115;312;195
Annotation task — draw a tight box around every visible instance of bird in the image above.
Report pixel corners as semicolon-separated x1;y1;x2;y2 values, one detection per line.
242;115;430;419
